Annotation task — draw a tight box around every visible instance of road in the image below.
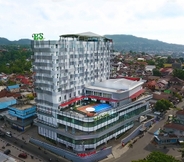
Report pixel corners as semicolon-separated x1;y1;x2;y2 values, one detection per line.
0;135;69;162
109;110;182;162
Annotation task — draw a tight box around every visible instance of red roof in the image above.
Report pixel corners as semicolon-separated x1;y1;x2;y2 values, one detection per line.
21;78;30;85
123;77;140;81
130;89;145;99
147;80;156;86
87;95;118;102
176;110;184;116
16;75;25;79
60;96;85;107
60;89;145;107
164;123;184;132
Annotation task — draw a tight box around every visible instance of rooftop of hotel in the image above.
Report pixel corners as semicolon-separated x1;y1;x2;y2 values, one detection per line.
60;32;112;41
86;78;144;93
60;91;151;119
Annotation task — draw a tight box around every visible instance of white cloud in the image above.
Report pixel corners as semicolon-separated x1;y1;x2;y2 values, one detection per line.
0;0;184;44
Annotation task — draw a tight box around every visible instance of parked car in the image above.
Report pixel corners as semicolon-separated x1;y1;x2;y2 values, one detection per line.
5;131;12;137
4;149;11;155
18;152;27;159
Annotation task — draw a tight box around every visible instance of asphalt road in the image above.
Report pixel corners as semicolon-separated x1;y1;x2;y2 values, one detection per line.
111;110;182;162
0;135;69;162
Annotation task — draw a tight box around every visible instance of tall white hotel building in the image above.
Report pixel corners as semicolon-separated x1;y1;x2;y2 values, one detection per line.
31;32;151;151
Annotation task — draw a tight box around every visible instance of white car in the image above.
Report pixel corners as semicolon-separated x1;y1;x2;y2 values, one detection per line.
5;132;12;137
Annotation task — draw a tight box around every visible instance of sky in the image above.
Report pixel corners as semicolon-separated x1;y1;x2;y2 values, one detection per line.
0;0;184;45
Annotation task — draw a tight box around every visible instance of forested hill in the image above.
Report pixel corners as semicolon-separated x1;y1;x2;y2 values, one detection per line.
0;37;31;45
1;35;184;54
104;34;184;54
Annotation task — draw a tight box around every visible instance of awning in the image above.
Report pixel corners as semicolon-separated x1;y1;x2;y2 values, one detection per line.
87;95;118;102
130;89;145;99
60;96;85;107
154;135;160;141
154;129;160;136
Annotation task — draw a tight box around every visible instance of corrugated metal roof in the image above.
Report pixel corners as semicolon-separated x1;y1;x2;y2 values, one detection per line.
7;84;20;90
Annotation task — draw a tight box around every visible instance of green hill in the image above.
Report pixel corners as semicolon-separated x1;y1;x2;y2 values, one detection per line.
105;34;184;54
1;35;184;54
0;37;31;45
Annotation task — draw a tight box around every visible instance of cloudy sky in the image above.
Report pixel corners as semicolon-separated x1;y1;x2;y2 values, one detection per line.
0;0;184;45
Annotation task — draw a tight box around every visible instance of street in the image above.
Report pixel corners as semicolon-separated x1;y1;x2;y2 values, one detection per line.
0;134;69;162
111;110;182;162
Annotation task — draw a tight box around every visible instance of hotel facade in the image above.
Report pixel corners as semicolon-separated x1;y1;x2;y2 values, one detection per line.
31;32;152;151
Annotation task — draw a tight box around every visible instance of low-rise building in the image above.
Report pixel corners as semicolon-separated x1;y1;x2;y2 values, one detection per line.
7;84;20;93
154;110;184;145
7;104;36;131
0;104;36;131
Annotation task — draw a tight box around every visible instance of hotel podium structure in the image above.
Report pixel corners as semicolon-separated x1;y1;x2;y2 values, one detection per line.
31;32;152;151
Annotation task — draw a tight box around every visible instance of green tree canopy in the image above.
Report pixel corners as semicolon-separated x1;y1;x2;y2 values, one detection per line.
155;99;172;112
152;69;161;76
173;69;184;80
0;45;32;74
132;151;181;162
147;60;155;65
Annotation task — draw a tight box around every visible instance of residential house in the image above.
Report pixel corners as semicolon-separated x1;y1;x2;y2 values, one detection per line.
153;110;184;145
172;62;182;69
146;80;156;91
145;65;156;72
7;84;20;93
159;68;173;76
152;92;171;101
155;79;168;91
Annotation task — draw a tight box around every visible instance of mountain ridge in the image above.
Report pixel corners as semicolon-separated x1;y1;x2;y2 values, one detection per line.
104;34;184;53
0;37;31;45
1;35;184;54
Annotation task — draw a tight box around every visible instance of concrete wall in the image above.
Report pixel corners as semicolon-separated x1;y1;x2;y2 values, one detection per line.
30;138;112;162
121;118;154;145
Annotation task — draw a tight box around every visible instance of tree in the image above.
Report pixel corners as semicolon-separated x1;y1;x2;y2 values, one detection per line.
132;151;181;162
152;69;161;76
173;69;184;80
167;56;172;64
147;60;155;65
155;99;172;112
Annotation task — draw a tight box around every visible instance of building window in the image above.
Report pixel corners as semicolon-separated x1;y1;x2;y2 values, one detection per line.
59;97;61;102
64;95;66;100
56;44;58;48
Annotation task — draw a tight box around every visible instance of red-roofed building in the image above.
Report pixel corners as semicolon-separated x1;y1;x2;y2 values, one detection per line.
123;77;140;81
147;80;156;91
159;68;173;76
